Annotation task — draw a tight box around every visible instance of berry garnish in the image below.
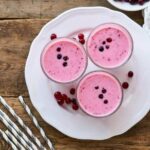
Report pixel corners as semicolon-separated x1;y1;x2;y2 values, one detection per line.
62;94;68;100
65;97;72;104
63;62;68;67
106;45;109;49
102;41;106;45
54;91;62;100
72;104;79;110
122;82;129;89
50;33;57;40
79;39;85;45
102;88;107;94
106;38;112;43
78;33;84;39
70;88;76;95
128;71;134;78
98;94;104;99
95;86;99;90
57;54;62;59
72;98;77;104
104;99;108;104
99;46;104;52
57;99;64;105
56;47;61;52
63;56;69;61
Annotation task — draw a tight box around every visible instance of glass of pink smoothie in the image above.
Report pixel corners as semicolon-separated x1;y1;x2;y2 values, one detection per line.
41;38;87;83
77;71;123;117
87;23;133;69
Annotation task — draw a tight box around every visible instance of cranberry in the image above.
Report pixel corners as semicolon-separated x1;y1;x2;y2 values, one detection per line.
128;71;134;78
57;99;64;105
63;62;68;67
54;91;62;100
50;33;57;40
106;38;112;43
72;98;77;104
95;86;99;90
102;88;107;94
57;54;62;59
122;82;129;89
78;33;84;39
99;46;104;52
65;97;72;104
102;41;106;45
104;99;108;104
72;104;79;110
79;39;85;45
56;47;61;52
99;94;104;99
70;88;75;95
106;45;109;49
63;56;69;61
62;94;68;100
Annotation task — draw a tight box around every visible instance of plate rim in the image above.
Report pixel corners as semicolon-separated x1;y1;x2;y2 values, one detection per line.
25;6;150;140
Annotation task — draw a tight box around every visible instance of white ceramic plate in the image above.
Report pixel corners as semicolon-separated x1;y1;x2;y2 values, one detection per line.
107;0;150;11
25;7;150;140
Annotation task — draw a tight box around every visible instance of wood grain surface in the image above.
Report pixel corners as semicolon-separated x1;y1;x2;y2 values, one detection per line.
0;0;149;150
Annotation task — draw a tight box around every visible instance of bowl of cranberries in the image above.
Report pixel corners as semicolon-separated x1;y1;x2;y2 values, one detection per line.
107;0;150;11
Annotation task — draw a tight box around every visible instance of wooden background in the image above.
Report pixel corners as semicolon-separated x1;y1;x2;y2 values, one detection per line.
0;0;149;150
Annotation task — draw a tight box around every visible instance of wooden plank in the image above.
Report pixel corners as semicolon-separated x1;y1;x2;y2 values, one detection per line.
0;0;143;24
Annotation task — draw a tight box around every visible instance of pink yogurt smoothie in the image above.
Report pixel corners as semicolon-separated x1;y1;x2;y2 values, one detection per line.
77;71;123;117
87;23;133;68
41;38;87;83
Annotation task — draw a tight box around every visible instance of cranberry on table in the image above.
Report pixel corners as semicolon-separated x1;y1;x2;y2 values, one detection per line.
122;82;129;89
72;104;79;110
79;39;85;45
50;33;57;40
65;97;72;104
78;33;84;39
70;88;76;95
57;99;64;105
54;91;62;100
128;71;134;78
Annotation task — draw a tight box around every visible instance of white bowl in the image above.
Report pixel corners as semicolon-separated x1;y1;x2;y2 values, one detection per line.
107;0;150;11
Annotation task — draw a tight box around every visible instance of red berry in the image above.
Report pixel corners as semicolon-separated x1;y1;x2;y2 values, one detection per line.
70;88;75;95
72;104;79;110
57;99;64;105
128;71;134;78
65;97;72;104
62;94;68;100
79;39;85;45
78;33;84;39
106;38;112;43
54;91;62;100
50;33;57;40
122;82;129;89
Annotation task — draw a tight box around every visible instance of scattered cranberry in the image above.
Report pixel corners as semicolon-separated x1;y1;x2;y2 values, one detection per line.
122;82;129;89
79;39;85;45
63;62;68;67
78;33;84;39
63;56;69;61
99;46;104;52
50;33;57;40
62;94;68;100
99;94;104;99
106;38;112;43
72;104;79;110
104;99;108;104
65;97;72;104
95;86;99;90
57;54;62;59
57;99;64;105
54;91;62;100
102;88;107;94
56;47;61;52
70;88;76;95
72;98;77;104
128;71;134;78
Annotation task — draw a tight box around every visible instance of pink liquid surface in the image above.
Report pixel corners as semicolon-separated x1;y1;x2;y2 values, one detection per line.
77;72;123;117
41;38;87;83
87;23;133;68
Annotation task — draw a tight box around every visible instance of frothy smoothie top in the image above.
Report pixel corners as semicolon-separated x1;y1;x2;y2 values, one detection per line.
77;72;123;117
87;23;133;68
41;38;87;83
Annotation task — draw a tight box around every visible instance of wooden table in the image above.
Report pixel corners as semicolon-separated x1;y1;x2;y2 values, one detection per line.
0;0;149;150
